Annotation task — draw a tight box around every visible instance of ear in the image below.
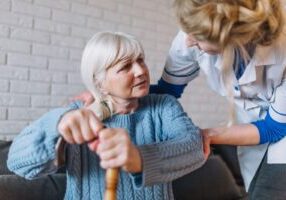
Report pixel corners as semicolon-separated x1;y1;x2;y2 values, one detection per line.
95;79;109;96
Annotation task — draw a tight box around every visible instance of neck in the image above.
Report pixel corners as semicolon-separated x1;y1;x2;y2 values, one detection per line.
111;97;139;114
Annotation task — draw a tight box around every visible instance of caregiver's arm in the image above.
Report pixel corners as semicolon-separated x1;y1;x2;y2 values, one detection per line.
205;75;286;146
202;124;260;145
150;31;200;98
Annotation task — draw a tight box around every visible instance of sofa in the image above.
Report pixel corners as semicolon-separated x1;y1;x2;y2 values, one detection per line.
0;140;246;200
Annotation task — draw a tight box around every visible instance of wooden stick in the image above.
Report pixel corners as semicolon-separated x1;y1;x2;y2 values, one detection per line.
104;168;119;200
55;138;120;200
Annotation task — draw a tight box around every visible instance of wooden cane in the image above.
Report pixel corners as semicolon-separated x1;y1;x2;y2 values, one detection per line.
104;168;119;200
55;131;119;199
55;137;120;200
55;101;120;200
98;102;120;200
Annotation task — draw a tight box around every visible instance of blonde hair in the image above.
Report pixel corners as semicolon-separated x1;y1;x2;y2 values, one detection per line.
81;31;145;119
174;0;285;123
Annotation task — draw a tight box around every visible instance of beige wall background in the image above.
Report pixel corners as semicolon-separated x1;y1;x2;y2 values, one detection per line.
0;0;231;140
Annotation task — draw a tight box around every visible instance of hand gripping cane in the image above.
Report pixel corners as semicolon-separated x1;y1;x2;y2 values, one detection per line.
55;101;119;200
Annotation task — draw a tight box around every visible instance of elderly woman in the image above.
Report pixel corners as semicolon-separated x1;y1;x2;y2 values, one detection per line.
7;32;205;200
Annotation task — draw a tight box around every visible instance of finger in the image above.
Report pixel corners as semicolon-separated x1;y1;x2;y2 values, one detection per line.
97;137;117;153
69;121;85;144
88;139;100;152
79;116;96;142
202;135;211;159
58;125;75;144
62;129;76;144
98;128;114;141
98;146;119;161
96;129;117;152
89;113;105;137
100;158;120;169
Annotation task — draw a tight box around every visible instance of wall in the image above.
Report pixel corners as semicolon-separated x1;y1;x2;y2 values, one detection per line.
0;0;228;140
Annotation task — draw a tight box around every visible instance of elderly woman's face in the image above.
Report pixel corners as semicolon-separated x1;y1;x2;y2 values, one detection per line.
102;57;150;100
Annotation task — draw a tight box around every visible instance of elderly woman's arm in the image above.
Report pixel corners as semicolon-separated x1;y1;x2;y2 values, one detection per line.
130;95;206;188
7;102;82;180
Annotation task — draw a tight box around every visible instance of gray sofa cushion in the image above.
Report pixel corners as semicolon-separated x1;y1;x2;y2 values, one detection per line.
172;155;246;200
0;174;66;200
0;140;66;200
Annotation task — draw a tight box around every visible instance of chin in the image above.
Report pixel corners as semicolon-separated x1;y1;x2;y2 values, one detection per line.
205;50;220;55
138;91;149;98
136;89;149;98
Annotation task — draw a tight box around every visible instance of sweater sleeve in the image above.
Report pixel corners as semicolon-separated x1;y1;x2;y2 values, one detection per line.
131;95;205;188
7;101;82;180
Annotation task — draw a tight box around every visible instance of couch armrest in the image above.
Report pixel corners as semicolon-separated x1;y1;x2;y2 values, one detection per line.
0;174;66;200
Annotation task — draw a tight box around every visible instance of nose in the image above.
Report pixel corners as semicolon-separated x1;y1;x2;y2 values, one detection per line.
132;62;145;77
186;36;198;47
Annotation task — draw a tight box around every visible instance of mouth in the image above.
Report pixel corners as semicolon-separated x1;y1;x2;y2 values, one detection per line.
205;50;219;55
133;80;147;87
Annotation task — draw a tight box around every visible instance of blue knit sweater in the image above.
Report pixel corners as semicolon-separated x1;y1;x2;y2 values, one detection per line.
7;94;205;200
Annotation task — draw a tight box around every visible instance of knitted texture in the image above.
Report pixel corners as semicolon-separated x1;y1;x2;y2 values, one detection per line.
7;94;205;200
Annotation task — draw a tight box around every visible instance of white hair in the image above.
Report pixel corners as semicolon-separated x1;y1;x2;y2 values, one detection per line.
81;31;144;119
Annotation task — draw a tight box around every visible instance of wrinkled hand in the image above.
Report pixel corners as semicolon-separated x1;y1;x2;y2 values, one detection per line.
58;108;104;150
96;128;142;173
70;91;94;106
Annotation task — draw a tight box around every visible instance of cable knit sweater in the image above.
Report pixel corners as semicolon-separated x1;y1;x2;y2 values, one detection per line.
7;94;205;200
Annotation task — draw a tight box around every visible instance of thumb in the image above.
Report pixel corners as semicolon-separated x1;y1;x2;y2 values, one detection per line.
88;112;105;137
88;139;100;152
202;131;211;159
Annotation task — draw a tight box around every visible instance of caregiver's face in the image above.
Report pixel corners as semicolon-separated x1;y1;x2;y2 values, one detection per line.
102;56;150;100
186;33;221;55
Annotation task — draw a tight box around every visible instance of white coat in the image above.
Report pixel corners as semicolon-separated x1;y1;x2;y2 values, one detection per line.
163;30;286;190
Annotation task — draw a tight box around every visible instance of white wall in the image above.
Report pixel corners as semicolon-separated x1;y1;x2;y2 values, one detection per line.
0;0;228;140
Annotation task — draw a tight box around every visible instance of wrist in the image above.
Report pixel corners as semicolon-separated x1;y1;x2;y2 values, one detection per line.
124;146;142;173
132;147;142;173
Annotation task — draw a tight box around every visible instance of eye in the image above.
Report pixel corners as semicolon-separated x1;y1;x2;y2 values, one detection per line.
117;63;132;73
137;57;144;63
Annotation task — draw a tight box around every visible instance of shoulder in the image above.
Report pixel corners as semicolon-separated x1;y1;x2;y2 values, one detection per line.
69;100;84;109
268;28;286;65
169;30;201;60
253;30;286;81
274;30;286;63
